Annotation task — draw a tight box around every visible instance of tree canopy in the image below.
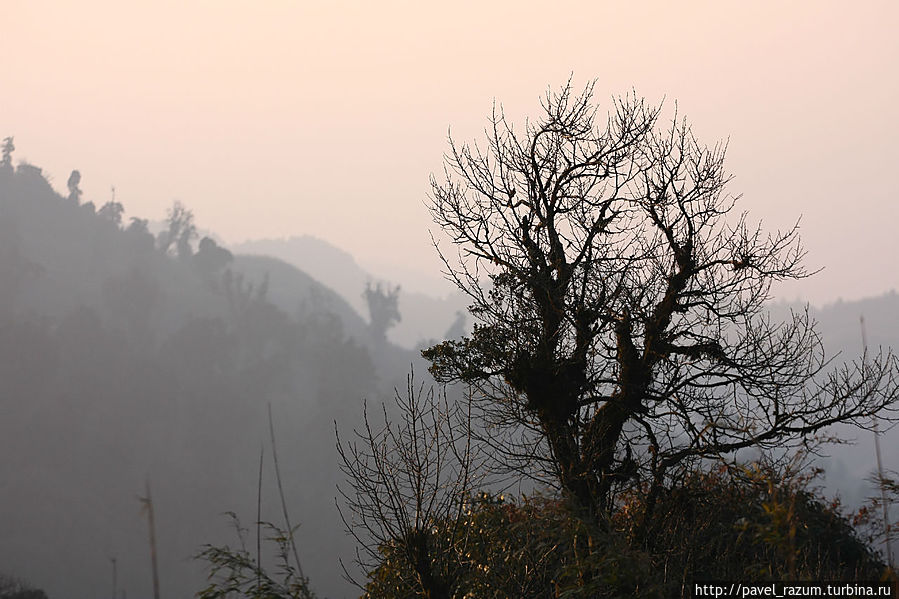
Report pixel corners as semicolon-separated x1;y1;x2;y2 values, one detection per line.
422;81;899;523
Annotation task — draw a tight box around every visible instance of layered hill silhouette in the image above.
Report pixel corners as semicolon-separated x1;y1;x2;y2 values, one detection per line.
1;150;897;597
233;236;470;348
0;156;423;599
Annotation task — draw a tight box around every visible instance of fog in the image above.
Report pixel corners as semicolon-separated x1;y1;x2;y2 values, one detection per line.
1;1;898;597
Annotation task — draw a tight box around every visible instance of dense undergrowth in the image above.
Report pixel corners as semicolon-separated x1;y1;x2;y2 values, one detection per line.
194;458;892;598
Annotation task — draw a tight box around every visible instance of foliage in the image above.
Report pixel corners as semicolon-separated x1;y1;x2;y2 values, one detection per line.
158;200;198;259
365;459;887;598
196;513;316;599
363;488;667;598
0;150;380;598
194;236;234;281
1;136;15;169
0;575;47;599
627;459;885;586
97;200;125;227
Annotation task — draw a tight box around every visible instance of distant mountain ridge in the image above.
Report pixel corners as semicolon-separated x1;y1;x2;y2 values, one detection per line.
233;235;470;348
2;151;898;597
230;253;370;341
233;235;368;312
766;291;899;508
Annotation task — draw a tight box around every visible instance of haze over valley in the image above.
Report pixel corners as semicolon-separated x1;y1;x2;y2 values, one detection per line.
2;2;898;597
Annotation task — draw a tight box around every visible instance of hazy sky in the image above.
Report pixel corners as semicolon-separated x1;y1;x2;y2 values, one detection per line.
2;0;897;302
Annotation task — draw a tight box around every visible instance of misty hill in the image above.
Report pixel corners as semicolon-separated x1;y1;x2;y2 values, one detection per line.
0;157;422;599
764;292;899;508
815;292;899;498
2;151;898;597
230;253;369;341
226;253;426;386
233;236;367;312
233;236;470;348
813;291;899;358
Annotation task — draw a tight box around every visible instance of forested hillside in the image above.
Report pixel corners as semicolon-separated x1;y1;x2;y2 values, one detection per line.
2;148;898;598
0;155;418;598
233;236;469;349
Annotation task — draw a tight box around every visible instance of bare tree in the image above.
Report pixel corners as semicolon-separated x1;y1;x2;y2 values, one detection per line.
337;374;479;599
422;80;899;526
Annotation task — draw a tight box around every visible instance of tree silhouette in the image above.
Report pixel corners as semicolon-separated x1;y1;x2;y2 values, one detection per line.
98;201;125;227
337;375;479;599
1;137;14;171
422;81;899;525
158;200;197;259
193;236;234;281
125;217;156;253
67;169;82;204
363;282;401;345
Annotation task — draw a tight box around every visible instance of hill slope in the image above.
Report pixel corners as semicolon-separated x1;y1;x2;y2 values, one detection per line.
0;159;408;599
234;235;470;348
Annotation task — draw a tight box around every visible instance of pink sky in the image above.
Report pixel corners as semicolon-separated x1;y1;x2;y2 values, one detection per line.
2;0;897;302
